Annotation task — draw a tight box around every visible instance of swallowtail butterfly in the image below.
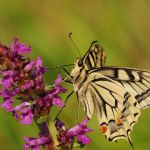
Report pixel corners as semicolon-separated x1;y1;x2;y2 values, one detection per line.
70;41;150;146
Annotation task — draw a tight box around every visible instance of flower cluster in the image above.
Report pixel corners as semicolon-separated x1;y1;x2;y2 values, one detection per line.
24;122;55;150
55;118;92;149
0;38;93;150
0;38;66;125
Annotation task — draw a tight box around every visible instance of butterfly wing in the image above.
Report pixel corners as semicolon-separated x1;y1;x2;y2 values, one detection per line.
82;42;106;69
91;67;150;109
76;72;141;144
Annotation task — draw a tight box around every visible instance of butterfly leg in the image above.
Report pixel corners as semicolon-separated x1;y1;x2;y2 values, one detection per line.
61;66;73;83
55;90;74;120
62;66;73;78
63;79;72;84
62;76;72;84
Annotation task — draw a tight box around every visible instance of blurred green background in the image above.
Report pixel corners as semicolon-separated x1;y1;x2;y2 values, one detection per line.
0;0;150;150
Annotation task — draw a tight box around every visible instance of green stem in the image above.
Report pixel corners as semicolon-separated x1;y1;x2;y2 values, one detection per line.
47;120;59;146
34;116;58;150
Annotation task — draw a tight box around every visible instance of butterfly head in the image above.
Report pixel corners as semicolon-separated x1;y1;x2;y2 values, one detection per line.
73;58;83;70
70;58;84;80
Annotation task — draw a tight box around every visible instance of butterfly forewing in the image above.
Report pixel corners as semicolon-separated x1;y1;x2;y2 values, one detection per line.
82;43;106;69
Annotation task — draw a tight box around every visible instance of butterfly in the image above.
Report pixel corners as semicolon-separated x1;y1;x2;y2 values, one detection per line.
70;41;150;146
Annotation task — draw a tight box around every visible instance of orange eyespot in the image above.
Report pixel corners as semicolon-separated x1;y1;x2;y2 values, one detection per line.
115;117;122;125
100;126;108;134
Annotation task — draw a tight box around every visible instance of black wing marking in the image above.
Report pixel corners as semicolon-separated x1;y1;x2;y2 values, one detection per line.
82;43;106;70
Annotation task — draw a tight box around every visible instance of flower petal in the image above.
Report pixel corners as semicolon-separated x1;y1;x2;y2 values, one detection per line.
21;107;34;125
54;74;62;86
24;61;35;72
1;76;14;89
52;96;65;108
23;80;35;90
0;97;14;111
77;135;91;145
24;136;49;150
11;38;31;56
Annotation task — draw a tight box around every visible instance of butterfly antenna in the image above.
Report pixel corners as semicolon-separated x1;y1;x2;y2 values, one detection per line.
68;32;82;59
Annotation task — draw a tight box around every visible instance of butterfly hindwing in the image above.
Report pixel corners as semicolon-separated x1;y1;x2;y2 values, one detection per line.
76;72;141;143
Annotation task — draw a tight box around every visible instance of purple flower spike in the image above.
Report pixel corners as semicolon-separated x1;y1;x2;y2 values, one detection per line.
21;107;34;125
24;61;35;72
24;136;49;150
0;38;76;149
33;57;48;76
53;74;67;94
43;74;66;108
66;118;93;145
11;38;31;56
56;118;92;148
34;57;42;74
0;97;14;111
24;57;47;77
23;80;35;90
77;135;91;145
54;74;62;86
2;70;18;76
0;88;19;111
0;70;17;89
0;76;14;89
10;102;34;125
52;95;65;108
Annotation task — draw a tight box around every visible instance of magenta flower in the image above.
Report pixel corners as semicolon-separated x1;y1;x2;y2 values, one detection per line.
0;70;17;89
52;96;65;108
43;74;66;108
54;74;63;86
2;70;18;76
24;136;50;150
0;76;14;89
35;75;43;90
24;122;55;150
24;57;48;76
20;107;34;125
66;118;93;144
34;57;43;75
9;102;34;125
10;38;31;57
23;80;35;90
0;88;20;111
24;61;35;72
0;96;14;111
0;39;51;123
33;58;49;78
56;118;92;148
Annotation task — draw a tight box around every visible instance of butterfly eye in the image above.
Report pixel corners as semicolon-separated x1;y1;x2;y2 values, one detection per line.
78;59;83;67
